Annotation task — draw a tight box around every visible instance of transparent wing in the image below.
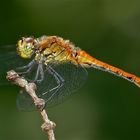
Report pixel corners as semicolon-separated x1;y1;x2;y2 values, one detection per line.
0;45;31;85
17;62;88;111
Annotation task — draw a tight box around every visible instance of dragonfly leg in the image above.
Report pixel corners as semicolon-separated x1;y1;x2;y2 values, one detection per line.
46;66;65;92
16;60;35;70
17;60;36;75
33;64;40;82
33;64;44;83
19;63;44;83
42;65;64;103
36;64;44;83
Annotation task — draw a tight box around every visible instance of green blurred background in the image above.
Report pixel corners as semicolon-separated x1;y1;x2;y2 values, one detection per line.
1;0;140;139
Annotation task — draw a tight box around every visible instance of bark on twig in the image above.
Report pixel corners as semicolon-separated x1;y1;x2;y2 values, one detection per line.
6;70;56;140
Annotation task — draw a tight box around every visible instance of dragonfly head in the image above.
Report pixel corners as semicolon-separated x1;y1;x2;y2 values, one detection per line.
17;37;35;59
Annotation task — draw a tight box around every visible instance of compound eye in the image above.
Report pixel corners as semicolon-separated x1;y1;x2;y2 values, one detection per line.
26;44;30;49
25;37;34;43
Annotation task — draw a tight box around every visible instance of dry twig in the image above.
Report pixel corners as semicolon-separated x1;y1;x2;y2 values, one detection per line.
6;70;56;140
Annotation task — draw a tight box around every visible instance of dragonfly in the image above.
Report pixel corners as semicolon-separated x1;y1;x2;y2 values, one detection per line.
1;35;140;111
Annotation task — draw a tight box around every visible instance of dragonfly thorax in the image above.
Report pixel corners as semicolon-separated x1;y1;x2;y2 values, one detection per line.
34;53;46;64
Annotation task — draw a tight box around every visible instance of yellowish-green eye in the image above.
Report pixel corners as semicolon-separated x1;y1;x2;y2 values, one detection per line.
17;40;34;59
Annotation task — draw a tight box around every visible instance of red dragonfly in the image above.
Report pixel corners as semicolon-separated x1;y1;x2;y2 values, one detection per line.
1;35;140;110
